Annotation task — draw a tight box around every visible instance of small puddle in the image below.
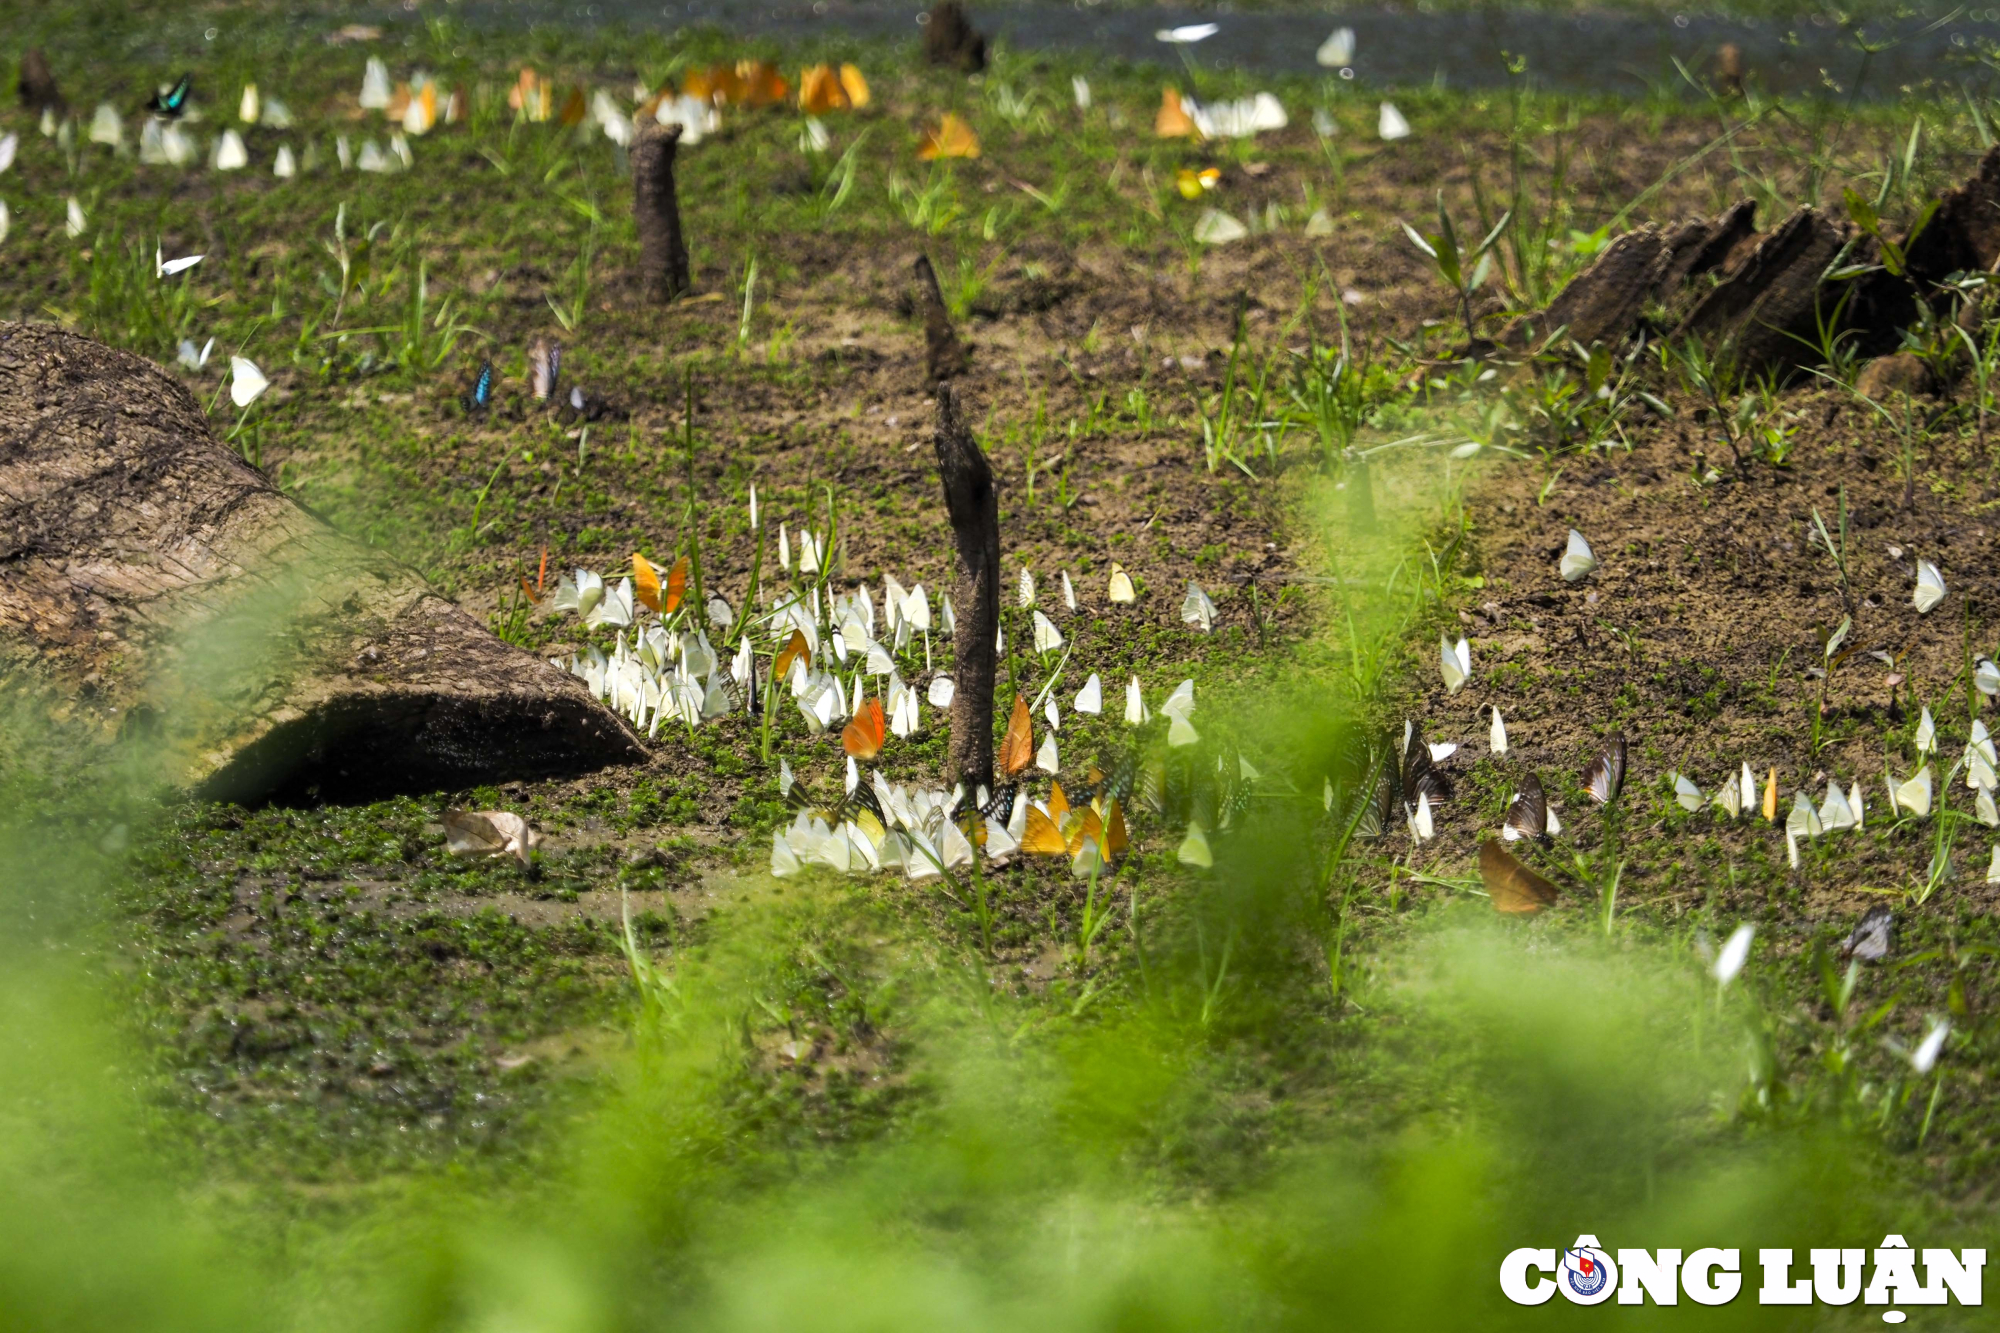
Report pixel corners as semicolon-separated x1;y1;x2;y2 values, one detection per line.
433;2;2000;100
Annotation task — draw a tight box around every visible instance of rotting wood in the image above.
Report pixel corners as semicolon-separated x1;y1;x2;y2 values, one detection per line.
0;323;645;801
1672;206;1851;372
1501;227;1670;351
914;253;971;387
632;120;690;303
1659;199;1757;292
923;1;988;73
931;382;998;794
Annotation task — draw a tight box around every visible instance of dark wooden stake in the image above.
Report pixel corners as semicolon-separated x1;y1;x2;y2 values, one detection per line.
19;48;62;114
632;121;690;303
924;2;989;72
915;254;971;387
933;382;999;794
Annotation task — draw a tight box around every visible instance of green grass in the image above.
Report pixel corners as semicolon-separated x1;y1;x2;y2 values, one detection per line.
1;0;1999;1327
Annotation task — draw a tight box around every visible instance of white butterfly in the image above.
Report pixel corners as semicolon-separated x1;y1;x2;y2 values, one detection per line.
1072;77;1091;110
1182;582;1218;632
156;246;203;278
1378;102;1410;140
771;828;802;878
1673;773;1703;812
214;129;249;171
1062;571;1077;611
1316;26;1355;67
273;144;296;178
1916;706;1937;756
0;132;16;173
177;336;215;371
1713;924;1754;985
65;196;86;238
1427;742;1457;763
359;57;392;109
1108;563;1136;604
1156;22;1220;42
1036;733;1059;774
584;577;634;629
1192;209;1247;246
1031;610;1063;653
1161;680;1195;721
1018;566;1036;608
1894;765;1934;818
1124;676;1149;726
1043;693;1060;732
1075;674;1103;715
927;676;954;708
1978;788;1999;828
1914;559;1946;614
1976;659;2000;696
1787;792;1823;840
1408;791;1435;841
1488;706;1508;755
229;356;269;407
1818;782;1857;832
1990;844;2000;885
1560;529;1598;582
1440;633;1471;695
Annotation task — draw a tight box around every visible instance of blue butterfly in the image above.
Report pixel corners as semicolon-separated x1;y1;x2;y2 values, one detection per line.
149;74;192;118
464;360;495;412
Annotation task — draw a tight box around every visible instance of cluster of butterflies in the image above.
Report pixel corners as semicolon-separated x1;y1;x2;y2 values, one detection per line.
1668;706;2000;873
1325;718;1629;913
773;681;1268;881
461;340;613;421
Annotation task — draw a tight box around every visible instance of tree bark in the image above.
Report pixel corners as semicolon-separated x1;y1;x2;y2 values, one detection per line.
1672;206;1850;373
632;121;690;303
932;383;998;795
914;253;971;387
1500;227;1670;351
0;323;645;802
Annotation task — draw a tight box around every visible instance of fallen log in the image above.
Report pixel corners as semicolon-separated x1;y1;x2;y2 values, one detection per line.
0;323;645;801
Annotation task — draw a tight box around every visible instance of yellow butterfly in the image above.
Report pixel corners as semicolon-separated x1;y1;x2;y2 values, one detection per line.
918;113;980;160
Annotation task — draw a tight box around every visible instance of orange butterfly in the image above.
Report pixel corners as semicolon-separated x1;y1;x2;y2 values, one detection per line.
843;698;886;760
999;696;1034;778
663;556;689;614
799;63;868;113
519;544;549;604
1020;805;1068;856
918;112;980;161
1046;780;1070;828
1479;838;1560;914
773;628;811;681
558;86;587;127
632;553;664;612
1100;799;1129;858
1155;87;1198;138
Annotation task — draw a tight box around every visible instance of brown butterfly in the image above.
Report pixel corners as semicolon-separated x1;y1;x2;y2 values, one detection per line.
1479;838;1560;914
1401;721;1453;806
999;696;1035;778
1583;732;1627;805
1502;772;1554;844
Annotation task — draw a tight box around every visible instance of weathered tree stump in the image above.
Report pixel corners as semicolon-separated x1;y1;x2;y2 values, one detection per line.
632;121;690;303
932;382;998;794
1502;227;1670;350
0;323;644;801
914;254;971;387
1660;199;1758;292
924;2;989;73
1672;206;1850;371
18;48;62;114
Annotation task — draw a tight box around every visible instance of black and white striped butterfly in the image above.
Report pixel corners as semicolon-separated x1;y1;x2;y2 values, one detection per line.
1583;732;1627;805
1839;904;1893;962
1501;772;1560;843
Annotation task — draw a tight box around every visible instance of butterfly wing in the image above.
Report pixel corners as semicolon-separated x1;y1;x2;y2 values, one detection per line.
1503;773;1549;843
153;73;192;116
999;696;1035;778
1840;904;1893;961
1020;806;1068;856
632;554;664;612
664;556;690;615
1479;838;1561;914
1401;722;1452;805
1584;732;1627;804
842;699;886;760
